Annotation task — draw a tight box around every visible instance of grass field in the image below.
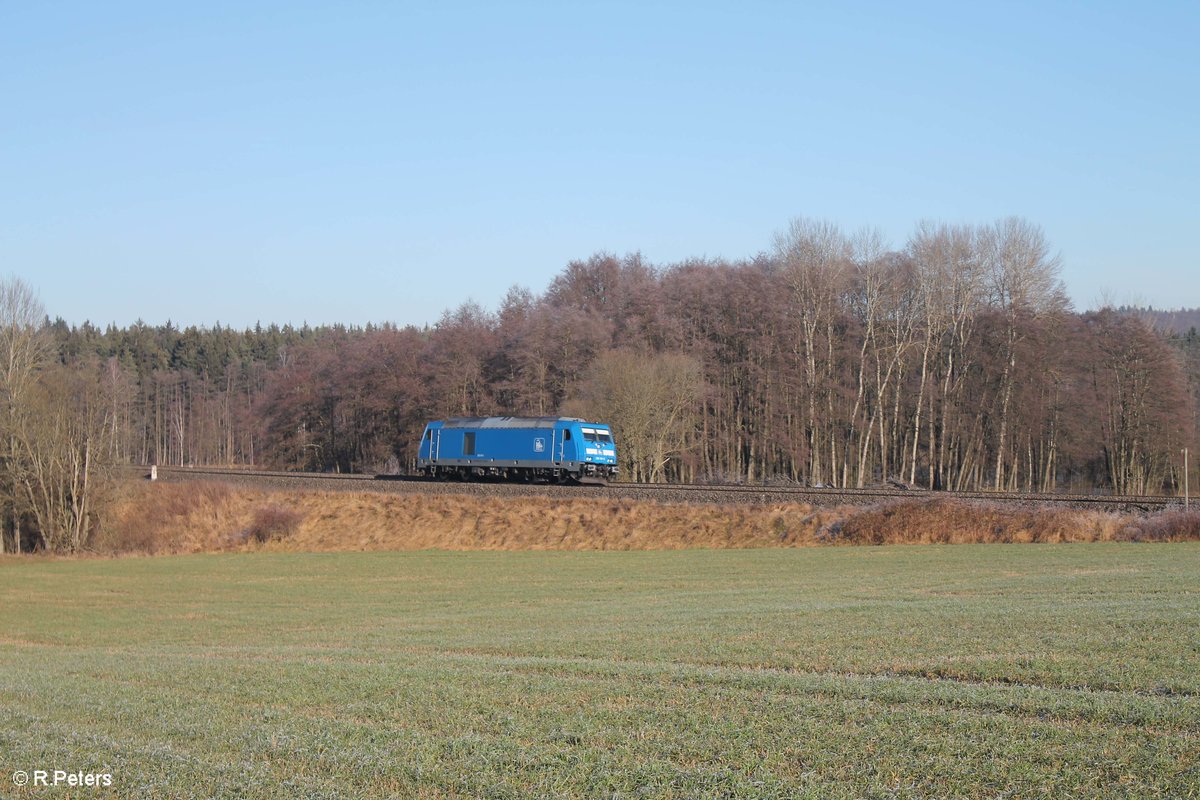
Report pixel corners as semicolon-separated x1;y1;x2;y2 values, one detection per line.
1;545;1198;798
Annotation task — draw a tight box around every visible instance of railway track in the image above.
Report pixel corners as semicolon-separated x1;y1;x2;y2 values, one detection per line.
619;482;1176;512
130;465;1179;512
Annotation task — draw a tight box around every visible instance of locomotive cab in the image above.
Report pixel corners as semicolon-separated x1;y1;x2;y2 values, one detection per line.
571;423;618;482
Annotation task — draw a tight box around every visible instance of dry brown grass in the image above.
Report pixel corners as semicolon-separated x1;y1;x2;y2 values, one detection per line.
100;481;841;553
93;481;242;554
97;481;1200;555
830;498;1200;544
829;498;1104;544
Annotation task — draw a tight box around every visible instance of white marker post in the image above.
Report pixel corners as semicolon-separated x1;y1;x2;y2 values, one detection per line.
1184;448;1190;511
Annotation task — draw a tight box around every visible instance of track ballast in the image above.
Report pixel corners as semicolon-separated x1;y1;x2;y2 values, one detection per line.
132;466;1179;512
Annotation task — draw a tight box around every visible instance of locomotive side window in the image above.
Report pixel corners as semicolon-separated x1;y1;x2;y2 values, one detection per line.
424;429;432;441
463;432;476;456
563;430;571;440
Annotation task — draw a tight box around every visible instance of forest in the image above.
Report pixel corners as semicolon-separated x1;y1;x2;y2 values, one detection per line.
3;216;1199;552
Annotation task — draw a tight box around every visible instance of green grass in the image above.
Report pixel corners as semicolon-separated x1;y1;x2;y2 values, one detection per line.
1;545;1198;798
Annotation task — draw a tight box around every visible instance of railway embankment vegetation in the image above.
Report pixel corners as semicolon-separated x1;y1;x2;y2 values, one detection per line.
86;481;1200;555
2;546;1197;797
3;215;1200;553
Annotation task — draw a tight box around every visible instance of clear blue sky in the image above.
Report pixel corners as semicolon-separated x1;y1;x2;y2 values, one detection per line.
3;1;1197;329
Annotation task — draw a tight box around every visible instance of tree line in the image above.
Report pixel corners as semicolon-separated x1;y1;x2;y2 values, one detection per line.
3;216;1197;552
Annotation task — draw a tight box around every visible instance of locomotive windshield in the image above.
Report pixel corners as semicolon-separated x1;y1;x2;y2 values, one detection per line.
583;428;613;444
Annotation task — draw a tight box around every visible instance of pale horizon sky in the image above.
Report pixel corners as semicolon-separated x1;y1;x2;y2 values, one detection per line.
3;1;1197;329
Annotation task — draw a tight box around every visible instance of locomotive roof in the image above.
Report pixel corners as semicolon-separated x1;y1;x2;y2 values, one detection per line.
439;416;592;430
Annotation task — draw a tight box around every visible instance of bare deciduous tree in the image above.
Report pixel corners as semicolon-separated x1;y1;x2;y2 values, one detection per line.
569;349;703;482
12;364;111;552
0;277;52;553
907;221;985;488
981;217;1068;489
776;218;852;485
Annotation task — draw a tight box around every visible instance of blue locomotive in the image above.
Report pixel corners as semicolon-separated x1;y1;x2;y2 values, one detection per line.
416;416;619;484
